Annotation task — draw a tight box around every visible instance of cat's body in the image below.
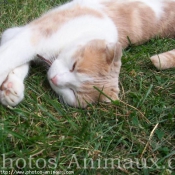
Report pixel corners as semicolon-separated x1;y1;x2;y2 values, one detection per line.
0;0;175;107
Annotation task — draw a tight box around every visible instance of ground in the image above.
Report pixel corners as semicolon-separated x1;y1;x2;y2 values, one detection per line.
0;0;175;174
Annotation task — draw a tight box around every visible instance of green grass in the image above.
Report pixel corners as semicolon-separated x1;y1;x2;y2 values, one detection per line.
0;0;175;174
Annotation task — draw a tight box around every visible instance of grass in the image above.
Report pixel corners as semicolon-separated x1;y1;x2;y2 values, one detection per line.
0;0;175;174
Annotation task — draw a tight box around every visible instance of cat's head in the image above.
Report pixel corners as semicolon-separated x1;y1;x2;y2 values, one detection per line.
47;39;122;107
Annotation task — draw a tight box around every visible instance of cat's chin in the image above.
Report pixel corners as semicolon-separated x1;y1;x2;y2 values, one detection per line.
62;88;78;107
49;83;77;106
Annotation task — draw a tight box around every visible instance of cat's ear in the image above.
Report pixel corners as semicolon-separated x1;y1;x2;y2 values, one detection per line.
84;39;122;65
106;42;122;65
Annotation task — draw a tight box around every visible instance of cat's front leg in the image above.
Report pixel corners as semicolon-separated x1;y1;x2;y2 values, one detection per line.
0;27;31;106
0;27;36;85
0;63;29;106
0;27;25;85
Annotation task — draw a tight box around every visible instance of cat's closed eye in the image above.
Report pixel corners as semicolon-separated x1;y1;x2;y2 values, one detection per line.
70;61;77;72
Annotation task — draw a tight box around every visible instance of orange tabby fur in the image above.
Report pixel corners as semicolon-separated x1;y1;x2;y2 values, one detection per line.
103;1;175;48
30;6;103;39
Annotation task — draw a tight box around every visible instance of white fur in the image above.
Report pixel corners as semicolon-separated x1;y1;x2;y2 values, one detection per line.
0;27;34;85
1;27;23;45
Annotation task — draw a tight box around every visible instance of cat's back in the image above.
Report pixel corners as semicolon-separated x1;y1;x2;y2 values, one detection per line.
28;0;118;55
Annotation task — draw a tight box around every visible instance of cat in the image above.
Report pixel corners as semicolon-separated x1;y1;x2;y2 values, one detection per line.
0;0;175;108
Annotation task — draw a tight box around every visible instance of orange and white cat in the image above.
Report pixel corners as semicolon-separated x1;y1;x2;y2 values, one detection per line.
0;0;175;107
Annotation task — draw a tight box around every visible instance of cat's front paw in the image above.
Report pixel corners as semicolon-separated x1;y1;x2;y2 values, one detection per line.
0;73;24;106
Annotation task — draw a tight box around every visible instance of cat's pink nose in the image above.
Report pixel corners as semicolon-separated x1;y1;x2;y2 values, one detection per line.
51;75;58;85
